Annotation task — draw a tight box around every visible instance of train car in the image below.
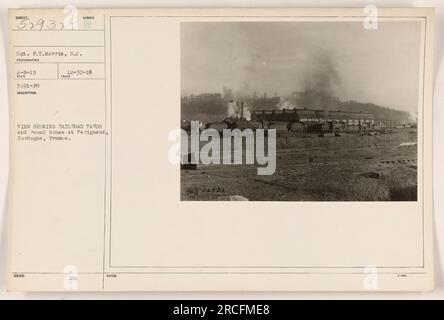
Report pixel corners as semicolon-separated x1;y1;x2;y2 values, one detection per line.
302;122;320;133
268;121;289;136
206;121;228;133
181;120;205;132
345;125;360;133
290;122;305;133
332;123;344;132
268;121;288;131
320;123;332;133
181;120;192;132
232;120;263;130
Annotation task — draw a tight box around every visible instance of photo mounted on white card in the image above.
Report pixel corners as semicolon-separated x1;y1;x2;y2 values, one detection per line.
6;8;434;292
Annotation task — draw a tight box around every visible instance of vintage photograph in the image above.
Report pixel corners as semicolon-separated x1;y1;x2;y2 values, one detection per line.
180;21;421;201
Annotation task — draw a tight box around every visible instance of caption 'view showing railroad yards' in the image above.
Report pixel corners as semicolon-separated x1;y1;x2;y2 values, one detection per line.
180;21;420;201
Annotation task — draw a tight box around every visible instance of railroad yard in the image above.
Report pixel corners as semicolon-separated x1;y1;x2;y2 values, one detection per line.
181;129;418;201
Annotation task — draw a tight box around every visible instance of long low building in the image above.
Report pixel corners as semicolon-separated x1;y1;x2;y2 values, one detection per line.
251;108;374;124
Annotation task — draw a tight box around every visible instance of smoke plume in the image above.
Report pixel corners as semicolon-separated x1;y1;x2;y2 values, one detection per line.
278;51;342;110
227;101;251;121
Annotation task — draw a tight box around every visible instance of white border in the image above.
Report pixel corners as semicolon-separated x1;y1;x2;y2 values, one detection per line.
0;0;443;299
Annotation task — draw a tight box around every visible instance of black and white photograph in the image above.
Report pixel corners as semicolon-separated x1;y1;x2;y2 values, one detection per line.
180;21;421;201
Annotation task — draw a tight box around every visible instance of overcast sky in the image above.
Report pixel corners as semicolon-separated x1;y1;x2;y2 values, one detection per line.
181;21;422;113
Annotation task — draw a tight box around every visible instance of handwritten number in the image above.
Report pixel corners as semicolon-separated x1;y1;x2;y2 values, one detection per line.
17;18;28;30
36;18;44;31
48;20;56;30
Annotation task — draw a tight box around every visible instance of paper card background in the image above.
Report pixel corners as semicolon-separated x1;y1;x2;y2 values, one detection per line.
0;0;443;298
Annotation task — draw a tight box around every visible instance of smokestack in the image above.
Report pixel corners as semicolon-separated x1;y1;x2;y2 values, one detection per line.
240;101;244;120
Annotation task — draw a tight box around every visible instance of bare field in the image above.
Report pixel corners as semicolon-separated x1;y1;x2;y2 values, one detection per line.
181;129;418;201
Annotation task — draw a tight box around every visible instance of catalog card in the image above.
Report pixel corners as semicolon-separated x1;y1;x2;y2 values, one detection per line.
7;7;434;291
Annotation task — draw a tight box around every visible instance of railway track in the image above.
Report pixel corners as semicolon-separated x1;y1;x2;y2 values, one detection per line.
182;155;417;176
